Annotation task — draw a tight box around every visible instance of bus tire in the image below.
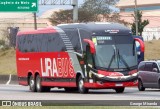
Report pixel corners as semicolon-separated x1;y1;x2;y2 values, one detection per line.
138;79;145;91
36;75;44;92
78;76;88;94
29;75;36;92
115;87;125;93
159;79;160;89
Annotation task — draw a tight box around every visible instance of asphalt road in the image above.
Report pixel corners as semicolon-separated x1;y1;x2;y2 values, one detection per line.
0;84;160;100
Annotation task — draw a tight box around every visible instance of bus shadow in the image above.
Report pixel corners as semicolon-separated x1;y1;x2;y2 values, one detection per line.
88;90;135;94
49;89;133;94
144;89;160;92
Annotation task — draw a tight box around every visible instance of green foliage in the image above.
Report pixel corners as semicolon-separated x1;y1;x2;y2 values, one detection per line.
78;8;97;22
48;9;97;25
0;39;10;50
49;0;126;25
0;40;5;46
49;10;73;25
131;10;149;36
82;0;118;15
103;13;129;26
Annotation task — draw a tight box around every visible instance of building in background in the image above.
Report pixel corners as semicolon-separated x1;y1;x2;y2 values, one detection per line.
117;0;160;41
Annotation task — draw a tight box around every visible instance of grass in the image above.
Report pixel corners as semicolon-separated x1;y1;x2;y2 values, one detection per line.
0;40;160;75
145;40;160;60
0;106;159;109
0;48;16;75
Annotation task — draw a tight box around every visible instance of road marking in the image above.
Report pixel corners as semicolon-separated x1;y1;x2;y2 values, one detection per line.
6;74;11;85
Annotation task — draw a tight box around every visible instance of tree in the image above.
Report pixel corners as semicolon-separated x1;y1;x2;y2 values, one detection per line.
49;0;128;25
101;13;129;26
0;23;15;49
131;10;149;36
49;10;73;25
78;8;97;22
82;0;118;14
81;0;119;20
49;9;97;25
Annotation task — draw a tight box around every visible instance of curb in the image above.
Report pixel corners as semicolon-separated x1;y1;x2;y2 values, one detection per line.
0;75;18;84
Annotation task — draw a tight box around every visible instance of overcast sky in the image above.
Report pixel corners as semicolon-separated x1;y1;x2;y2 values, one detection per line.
37;0;84;16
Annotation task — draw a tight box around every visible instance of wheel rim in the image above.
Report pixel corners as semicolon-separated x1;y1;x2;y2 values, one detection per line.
37;77;40;90
79;79;84;91
30;78;34;88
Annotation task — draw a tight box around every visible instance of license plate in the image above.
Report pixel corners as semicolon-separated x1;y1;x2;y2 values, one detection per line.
115;83;123;86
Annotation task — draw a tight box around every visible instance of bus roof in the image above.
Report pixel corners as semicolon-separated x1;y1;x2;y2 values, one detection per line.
57;22;131;35
17;27;56;36
17;22;132;36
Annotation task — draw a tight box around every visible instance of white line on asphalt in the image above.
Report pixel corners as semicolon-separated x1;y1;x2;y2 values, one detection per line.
6;74;11;85
0;84;20;87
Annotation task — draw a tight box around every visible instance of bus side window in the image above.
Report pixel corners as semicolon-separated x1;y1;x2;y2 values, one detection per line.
86;45;93;66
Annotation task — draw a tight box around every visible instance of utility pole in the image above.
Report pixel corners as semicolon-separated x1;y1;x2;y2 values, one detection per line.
135;0;138;36
33;13;37;30
72;0;78;23
40;0;81;23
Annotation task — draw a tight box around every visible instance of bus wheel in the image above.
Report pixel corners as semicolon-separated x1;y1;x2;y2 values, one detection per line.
29;75;36;92
36;75;44;92
78;76;88;94
159;80;160;89
115;87;125;93
138;80;145;91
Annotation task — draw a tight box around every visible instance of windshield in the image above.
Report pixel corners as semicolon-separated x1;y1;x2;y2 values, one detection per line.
157;62;160;68
93;36;137;70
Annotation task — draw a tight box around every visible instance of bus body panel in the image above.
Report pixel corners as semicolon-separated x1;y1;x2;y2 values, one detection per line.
84;82;137;89
17;50;77;86
16;22;144;91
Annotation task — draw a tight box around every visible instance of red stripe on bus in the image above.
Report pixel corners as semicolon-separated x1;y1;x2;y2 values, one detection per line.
17;27;57;35
41;82;76;87
84;82;138;89
19;81;28;86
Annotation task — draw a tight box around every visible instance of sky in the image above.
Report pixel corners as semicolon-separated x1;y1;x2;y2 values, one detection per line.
37;5;72;16
37;0;84;16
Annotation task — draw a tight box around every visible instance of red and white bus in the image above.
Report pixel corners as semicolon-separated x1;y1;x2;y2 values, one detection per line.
16;22;144;93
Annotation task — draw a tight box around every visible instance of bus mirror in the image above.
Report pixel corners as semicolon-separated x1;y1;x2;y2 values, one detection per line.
134;38;145;52
83;39;96;54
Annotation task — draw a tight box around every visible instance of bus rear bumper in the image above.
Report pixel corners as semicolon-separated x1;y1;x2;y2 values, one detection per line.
84;81;138;89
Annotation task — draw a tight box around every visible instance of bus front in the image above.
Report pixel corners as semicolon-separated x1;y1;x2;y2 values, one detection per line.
83;34;144;93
